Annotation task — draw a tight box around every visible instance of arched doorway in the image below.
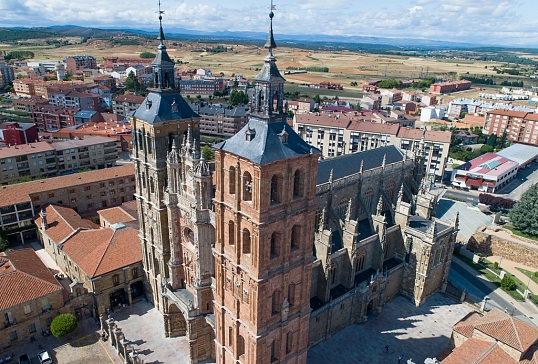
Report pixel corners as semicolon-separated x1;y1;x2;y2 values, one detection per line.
165;303;187;337
109;288;127;311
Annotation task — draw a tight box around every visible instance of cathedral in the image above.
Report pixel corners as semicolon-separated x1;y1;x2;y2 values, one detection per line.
130;5;458;364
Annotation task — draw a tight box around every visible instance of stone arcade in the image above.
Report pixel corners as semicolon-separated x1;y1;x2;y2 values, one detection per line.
130;5;457;363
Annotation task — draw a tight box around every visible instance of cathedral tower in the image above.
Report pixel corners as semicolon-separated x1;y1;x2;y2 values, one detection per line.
212;5;320;363
131;5;200;312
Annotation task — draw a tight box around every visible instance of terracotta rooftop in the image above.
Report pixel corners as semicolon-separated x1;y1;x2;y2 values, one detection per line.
0;165;135;207
487;109;529;118
453;311;482;338
348;121;400;134
61;224;141;278
98;206;137;225
113;94;146;104
0;249;63;311
474;309;538;353
35;204;97;243
441;338;517;364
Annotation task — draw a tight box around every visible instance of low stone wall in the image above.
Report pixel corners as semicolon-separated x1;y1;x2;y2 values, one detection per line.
467;227;538;270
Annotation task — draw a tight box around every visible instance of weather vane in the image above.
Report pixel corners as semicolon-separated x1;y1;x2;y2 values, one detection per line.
268;0;276;12
157;0;165;17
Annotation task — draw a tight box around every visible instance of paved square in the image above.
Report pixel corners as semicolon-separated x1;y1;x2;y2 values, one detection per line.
53;333;118;364
108;301;192;364
307;294;472;364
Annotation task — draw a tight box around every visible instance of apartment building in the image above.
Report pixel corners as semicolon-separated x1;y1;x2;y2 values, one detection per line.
429;80;471;94
0;122;39;146
179;78;226;95
294;112;451;181
0;165;135;244
112;94;146;117
64;56;97;71
12;96;49;113
0;64;14;88
191;102;249;139
32;105;78;132
483;109;535;142
48;89;99;110
0;136;119;184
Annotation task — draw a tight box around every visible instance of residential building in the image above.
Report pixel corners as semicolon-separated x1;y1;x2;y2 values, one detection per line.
0;65;14;88
429;80;471;94
126;65;151;78
102;57;153;72
0;122;39;145
32;105;78;132
0;136;119;184
12;96;48;113
13;79;37;97
442;309;538;363
0;164;135;244
453;130;478;145
93;76;116;90
294;112;451;181
0;249;64;350
179;78;226;95
360;94;382;110
112;94;146;117
482;109;538;146
64;56;97;71
129;9;457;363
421;94;438;106
420;106;445;122
48;89;99;111
191;102;249;139
36;203;144;316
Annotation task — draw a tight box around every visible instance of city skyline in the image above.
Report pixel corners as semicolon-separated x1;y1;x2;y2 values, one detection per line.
1;0;538;47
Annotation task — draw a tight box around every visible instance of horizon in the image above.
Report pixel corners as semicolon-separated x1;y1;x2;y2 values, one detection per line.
1;0;538;48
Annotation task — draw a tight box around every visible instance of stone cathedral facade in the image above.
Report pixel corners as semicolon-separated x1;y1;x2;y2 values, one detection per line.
130;7;458;364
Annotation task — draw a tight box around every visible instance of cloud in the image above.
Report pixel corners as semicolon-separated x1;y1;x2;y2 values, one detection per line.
0;0;536;46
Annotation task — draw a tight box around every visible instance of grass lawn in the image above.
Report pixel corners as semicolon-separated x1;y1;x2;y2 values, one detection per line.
503;225;538;242
515;267;538;285
454;252;524;301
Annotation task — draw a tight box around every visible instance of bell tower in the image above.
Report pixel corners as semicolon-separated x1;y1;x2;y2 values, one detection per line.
212;4;320;363
131;3;200;312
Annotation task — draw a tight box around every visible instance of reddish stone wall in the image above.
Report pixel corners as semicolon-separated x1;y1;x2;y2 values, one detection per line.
467;227;538;270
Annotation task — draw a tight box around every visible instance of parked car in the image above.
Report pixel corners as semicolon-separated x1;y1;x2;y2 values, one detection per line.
17;355;30;364
38;350;53;364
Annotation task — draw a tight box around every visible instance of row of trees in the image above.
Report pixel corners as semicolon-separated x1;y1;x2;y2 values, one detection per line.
478;194;515;209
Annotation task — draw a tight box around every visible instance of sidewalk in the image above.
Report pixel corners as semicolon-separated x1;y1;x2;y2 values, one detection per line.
487;255;538;294
452;255;538;326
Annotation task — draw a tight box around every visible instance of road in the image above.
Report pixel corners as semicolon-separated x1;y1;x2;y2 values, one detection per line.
449;257;533;324
496;162;538;200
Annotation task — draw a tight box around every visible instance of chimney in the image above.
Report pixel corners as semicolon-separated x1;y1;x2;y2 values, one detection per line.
40;210;47;230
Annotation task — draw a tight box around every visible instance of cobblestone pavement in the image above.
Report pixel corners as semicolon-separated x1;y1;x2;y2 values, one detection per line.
106;300;192;364
307;294;472;364
53;333;119;364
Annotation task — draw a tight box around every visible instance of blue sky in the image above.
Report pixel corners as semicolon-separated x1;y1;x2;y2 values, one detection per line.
1;0;537;47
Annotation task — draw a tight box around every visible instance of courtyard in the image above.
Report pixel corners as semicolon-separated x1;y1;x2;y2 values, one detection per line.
307;293;472;364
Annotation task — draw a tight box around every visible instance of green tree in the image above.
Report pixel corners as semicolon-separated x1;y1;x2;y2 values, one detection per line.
487;134;497;147
201;145;214;161
313;94;321;104
50;313;78;338
125;71;142;94
140;51;156;59
501;276;516;291
509;185;538;236
3;85;14;93
287;110;295;119
0;234;9;252
229;90;248;106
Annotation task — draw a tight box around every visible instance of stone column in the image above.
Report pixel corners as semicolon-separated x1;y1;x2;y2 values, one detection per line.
114;327;123;354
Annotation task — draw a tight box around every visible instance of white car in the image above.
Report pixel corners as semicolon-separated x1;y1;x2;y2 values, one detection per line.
37;351;53;364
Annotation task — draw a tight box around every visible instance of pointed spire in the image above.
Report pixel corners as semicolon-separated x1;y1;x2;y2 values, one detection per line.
376;195;383;215
328;169;334;184
319;208;326;232
265;1;277;57
382;153;386;169
359;159;364;174
398;183;404;201
346;198;352;221
157;0;166;46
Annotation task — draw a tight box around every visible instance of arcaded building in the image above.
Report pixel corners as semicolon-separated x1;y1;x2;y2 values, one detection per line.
131;8;458;364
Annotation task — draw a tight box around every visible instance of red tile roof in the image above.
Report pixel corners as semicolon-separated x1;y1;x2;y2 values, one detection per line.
98;206;136;225
442;338;517;364
35;204;97;243
61;226;141;277
396;128;451;143
0;249;63;311
453;311;482;338
474;309;538;353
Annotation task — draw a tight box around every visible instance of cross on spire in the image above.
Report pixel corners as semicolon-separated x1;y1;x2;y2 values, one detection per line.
157;0;166;43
